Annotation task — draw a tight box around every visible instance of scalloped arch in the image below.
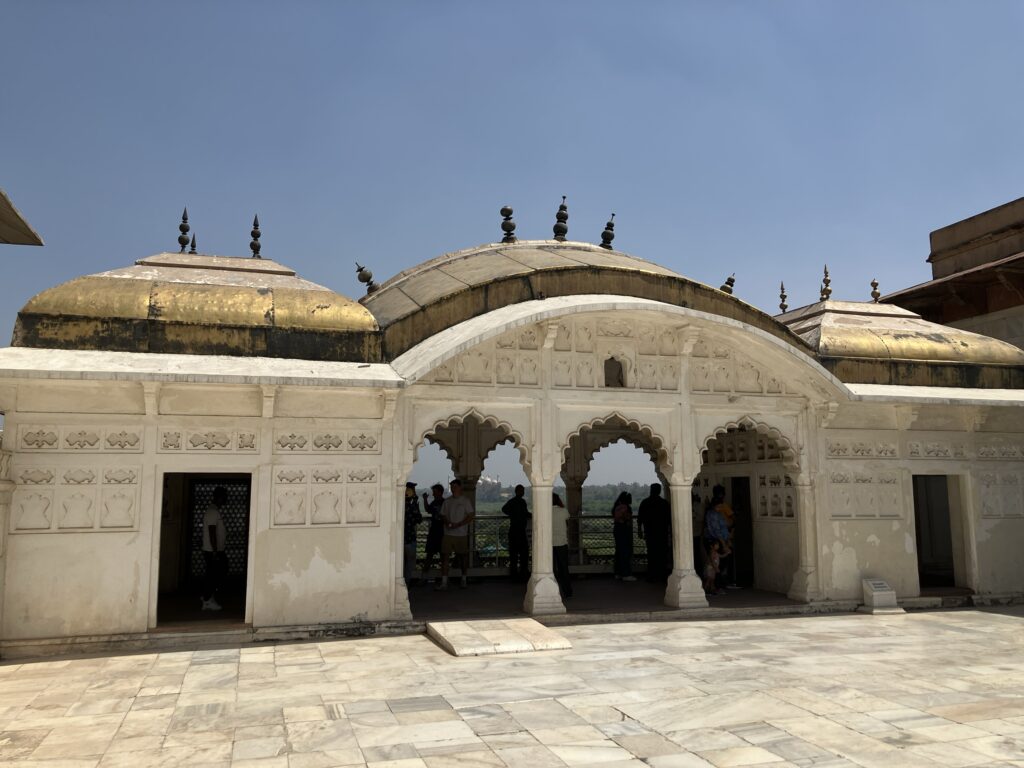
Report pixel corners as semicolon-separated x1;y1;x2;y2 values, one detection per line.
561;412;672;476
416;408;530;474
700;416;799;471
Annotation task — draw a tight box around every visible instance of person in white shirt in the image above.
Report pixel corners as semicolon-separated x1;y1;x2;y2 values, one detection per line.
552;492;572;599
201;486;229;611
437;479;475;590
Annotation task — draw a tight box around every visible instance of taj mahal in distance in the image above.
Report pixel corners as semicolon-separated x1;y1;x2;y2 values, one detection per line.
0;190;1023;658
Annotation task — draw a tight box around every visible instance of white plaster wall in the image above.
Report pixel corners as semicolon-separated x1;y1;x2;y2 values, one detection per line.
3;531;150;639
973;517;1024;595
752;520;798;594
252;526;393;626
819;518;921;599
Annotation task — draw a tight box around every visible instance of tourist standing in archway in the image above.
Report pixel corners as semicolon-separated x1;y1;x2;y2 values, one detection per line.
612;492;636;581
437;479;474;590
552;492;572;599
502;484;531;582
638;483;671;583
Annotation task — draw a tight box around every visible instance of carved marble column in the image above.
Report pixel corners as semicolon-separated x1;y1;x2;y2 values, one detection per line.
788;406;823;603
393;479;412;619
524;483;565;615
664;480;708;608
787;479;821;602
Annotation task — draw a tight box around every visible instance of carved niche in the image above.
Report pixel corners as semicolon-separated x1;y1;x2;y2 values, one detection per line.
828;466;902;519
271;464;380;527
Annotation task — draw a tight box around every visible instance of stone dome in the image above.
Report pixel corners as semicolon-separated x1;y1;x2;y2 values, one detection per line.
361;240;814;359
13;252;380;362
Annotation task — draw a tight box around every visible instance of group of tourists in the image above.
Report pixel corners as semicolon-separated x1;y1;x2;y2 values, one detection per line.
404;479;474;590
403;479;742;596
609;484;672;583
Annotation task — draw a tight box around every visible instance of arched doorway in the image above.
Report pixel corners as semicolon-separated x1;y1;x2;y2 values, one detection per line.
696;418;801;599
405;411;532;619
560;414;675;610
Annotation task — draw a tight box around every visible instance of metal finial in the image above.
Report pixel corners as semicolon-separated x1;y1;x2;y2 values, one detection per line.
720;274;735;295
500;206;517;243
870;278;880;303
820;265;832;300
599;214;616;249
189;234;197;254
779;281;788;313
356;262;378;294
553;196;569;241
178;207;190;253
250;214;262;259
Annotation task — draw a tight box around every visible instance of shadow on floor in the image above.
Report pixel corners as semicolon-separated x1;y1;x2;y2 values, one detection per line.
408;574;797;622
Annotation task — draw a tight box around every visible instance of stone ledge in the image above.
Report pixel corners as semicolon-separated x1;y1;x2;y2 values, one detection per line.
426;618;572;656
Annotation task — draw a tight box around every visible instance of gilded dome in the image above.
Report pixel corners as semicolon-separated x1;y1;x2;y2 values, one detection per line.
779;300;1024;387
13;252;380;362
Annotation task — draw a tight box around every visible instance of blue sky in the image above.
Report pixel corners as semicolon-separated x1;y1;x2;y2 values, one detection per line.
4;2;1024;483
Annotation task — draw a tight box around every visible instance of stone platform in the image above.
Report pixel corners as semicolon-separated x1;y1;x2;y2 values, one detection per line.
425;618;571;657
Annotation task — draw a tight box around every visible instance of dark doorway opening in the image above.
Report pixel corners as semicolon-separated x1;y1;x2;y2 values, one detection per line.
157;473;251;626
913;475;956;589
730;476;755;588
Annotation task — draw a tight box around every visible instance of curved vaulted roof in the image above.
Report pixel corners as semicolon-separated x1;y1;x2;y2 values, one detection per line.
361;240;815;359
13;252;380;361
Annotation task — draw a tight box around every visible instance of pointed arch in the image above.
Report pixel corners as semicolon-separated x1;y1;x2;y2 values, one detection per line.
417;407;530;475
561;412;672;478
700;416;799;472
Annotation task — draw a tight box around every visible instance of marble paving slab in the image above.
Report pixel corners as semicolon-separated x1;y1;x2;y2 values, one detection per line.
426;618;572;656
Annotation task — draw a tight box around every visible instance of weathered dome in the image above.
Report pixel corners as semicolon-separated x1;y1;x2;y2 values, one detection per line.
13;252;380;362
779;299;1024;387
361;240;814;359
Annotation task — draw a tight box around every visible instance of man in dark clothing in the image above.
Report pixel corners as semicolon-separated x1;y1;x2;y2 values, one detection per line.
502;484;531;581
637;483;672;583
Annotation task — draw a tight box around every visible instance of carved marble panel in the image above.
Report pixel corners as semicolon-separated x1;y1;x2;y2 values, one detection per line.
274;489;307;526
828;466;904;519
979;471;1023;518
346;487;378;524
755;474;796;521
19;427;59;450
104;429;142;451
311;489;342;524
100;489;135;528
58;491;95;529
13;490;53;530
270;464;380;527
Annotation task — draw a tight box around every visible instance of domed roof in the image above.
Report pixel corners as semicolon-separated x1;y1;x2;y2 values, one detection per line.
13;252;380;362
779;299;1024;387
362;240;814;358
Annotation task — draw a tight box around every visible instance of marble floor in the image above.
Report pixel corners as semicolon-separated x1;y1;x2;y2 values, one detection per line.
2;608;1024;767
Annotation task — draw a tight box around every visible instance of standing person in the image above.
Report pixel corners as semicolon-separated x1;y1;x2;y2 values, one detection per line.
502;484;531;582
201;486;229;611
637;483;671;583
437;479;475;590
612;491;636;581
691;490;705;580
703;485;731;592
421;483;445;583
551;492;572;599
403;482;423;585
